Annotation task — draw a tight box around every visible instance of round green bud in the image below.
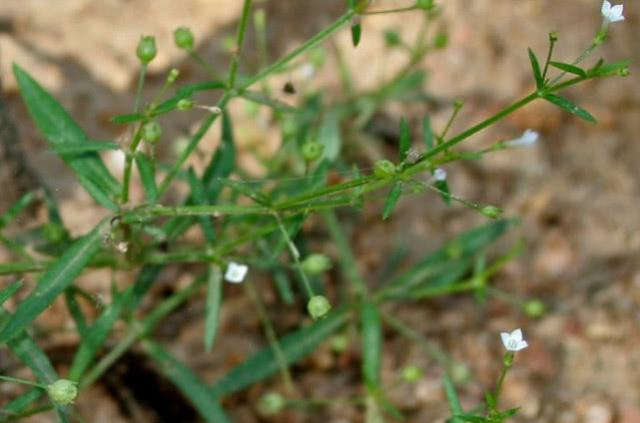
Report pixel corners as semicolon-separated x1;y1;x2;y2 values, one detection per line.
177;98;194;111
401;365;423;383
450;362;472;384
142;121;162;144
174;26;195;51
549;31;559;43
301;141;324;162
136;35;157;65
384;30;402;47
373;160;397;178
523;299;546;318
257;392;286;416
434;31;449;49
416;0;434;10
330;334;349;353
480;205;502;219
301;253;332;275
167;68;180;84
43;223;66;243
307;295;331;320
47;379;78;405
618;67;630;77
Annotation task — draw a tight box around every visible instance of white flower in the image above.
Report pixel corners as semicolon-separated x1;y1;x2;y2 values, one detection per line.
506;129;539;147
433;168;447;182
601;1;624;24
225;262;248;283
500;328;529;352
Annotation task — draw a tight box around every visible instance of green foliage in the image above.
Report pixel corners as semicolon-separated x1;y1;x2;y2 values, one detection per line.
0;2;629;422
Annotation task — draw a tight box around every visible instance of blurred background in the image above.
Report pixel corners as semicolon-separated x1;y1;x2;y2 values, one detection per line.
0;1;638;422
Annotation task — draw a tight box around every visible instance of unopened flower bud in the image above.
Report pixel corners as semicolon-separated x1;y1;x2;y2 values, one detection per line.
434;31;449;49
47;379;78;405
523;299;546;318
384;30;402;47
174;26;195;50
257;392;286;416
618;67;630;77
307;295;331;320
301;141;324;162
330;334;349;353
480;205;502;219
142;120;162;144
401;365;423;383
301;254;332;275
374;160;397;178
167;68;180;84
177;98;194;110
136;35;157;65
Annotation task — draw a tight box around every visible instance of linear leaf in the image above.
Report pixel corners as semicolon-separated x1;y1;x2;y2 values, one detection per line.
210;307;348;397
0;280;23;306
399;118;410;161
549;61;587;77
135;153;158;203
0;220;107;344
528;48;544;89
422;115;433;151
443;373;465;423
382;182;402;220
204;266;223;351
50;141;120;155
589;59;631;77
361;301;382;392
13;64;121;210
202;111;236;202
0;192;37;230
544;94;596;123
144;341;231;423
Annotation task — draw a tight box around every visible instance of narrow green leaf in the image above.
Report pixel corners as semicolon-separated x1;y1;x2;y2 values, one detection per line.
13;64;121;210
544;94;596;123
436;179;452;205
399;118;410;161
187;168;216;242
203;111;236;201
351;21;362;47
204;266;223;352
50;141;120;155
144;340;232;423
135;153;158;203
527;48;544;89
361;301;382;392
456;415;489;423
422;115;433;150
382;182;402;220
443;374;464;423
210;307;348;397
549;61;587;77
0;280;23;306
0;220;107;344
1;388;44;419
317;108;343;161
0;192;37;230
64;289;88;338
241;90;300;113
589;59;630;76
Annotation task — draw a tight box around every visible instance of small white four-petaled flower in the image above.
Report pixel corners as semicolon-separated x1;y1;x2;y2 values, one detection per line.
225;262;248;283
506;129;539;147
601;1;625;24
500;328;529;352
434;167;447;182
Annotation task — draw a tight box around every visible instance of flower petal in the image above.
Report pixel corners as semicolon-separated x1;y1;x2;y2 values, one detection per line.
500;332;511;349
601;0;612;16
511;328;523;342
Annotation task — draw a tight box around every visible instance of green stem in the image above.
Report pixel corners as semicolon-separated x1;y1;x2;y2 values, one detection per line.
273;213;314;298
362;6;417;15
243;11;354;89
227;0;253;90
121;127;144;204
0;375;46;389
245;280;295;393
189;50;220;80
133;65;147;113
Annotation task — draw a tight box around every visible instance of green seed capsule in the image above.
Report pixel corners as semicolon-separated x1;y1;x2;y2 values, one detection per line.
301;141;324;162
480;205;502;219
142;121;162;144
307;295;331;320
523;299;546;318
384;30;402;47
47;379;78;405
174;26;195;51
136;35;157;65
301;254;332;275
257;392;286;416
373;160;397;178
167;68;180;84
401;365;423;383
177;98;194;111
434;31;449;49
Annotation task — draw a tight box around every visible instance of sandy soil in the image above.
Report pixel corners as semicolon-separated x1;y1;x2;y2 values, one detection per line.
1;1;639;422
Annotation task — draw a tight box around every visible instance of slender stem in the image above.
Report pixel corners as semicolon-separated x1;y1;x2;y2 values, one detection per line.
541;36;557;81
245;280;295;393
382;312;450;367
189;51;219;80
0;375;46;389
362;6;417;15
273;212;314;298
121;127;144;204
439;102;464;141
228;0;253;89
133;65;147;113
243;11;354;89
